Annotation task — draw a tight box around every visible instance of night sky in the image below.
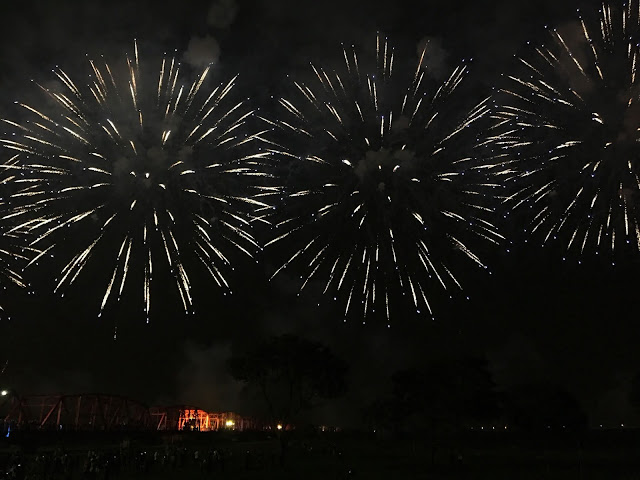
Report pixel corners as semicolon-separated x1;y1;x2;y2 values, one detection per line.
1;0;639;428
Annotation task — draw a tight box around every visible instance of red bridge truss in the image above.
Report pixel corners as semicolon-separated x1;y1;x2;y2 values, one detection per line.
0;393;267;432
0;393;151;431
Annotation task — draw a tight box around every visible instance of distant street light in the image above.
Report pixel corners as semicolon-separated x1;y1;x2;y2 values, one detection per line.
1;390;7;396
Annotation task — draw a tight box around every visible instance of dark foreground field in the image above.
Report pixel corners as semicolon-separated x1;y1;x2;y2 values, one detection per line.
3;429;640;479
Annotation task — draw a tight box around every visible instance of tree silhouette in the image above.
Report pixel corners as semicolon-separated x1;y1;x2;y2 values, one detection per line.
504;383;587;432
228;334;348;465
228;335;348;424
384;356;500;432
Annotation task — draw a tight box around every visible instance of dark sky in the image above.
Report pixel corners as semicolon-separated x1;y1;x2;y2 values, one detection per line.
1;0;639;428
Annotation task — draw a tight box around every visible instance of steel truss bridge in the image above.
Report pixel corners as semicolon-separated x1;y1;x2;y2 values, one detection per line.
0;393;263;433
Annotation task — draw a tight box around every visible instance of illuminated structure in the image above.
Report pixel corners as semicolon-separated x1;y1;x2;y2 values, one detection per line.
149;407;263;432
0;393;265;432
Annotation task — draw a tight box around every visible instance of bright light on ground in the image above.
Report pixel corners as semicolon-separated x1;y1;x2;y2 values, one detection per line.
1;390;7;396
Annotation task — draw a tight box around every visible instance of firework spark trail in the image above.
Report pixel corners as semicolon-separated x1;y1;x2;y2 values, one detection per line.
0;41;270;319
0;160;39;315
494;1;640;260
267;34;505;325
0;235;28;312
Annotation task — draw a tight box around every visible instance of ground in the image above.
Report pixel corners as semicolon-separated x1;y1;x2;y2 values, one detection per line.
2;429;640;479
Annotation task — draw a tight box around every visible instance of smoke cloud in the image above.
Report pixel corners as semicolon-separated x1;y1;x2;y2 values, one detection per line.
207;0;239;29
184;35;221;68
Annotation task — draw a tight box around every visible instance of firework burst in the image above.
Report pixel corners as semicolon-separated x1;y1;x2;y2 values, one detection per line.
264;35;503;325
0;41;269;319
1;158;35;315
494;1;640;260
0;234;27;316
